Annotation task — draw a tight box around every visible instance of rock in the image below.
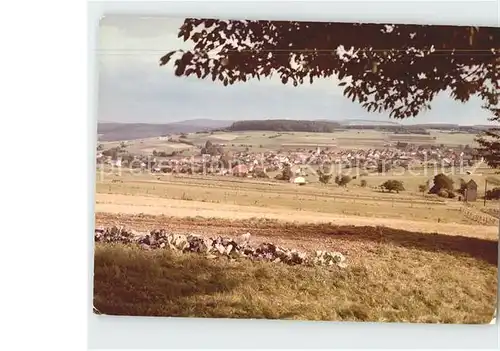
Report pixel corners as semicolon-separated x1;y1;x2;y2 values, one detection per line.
225;244;234;255
256;243;277;257
235;232;251;246
187;234;210;253
243;248;255;256
139;243;151;250
94;226;347;268
214;243;225;254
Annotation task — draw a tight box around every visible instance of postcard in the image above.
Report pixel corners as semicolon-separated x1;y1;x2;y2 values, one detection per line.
93;15;498;323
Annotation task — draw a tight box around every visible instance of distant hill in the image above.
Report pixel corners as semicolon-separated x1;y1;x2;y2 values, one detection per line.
228;119;341;132
338;119;400;126
98;119;494;141
97;119;234;141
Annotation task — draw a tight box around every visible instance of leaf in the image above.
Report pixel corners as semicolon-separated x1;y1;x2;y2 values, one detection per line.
343;86;352;97
192;32;201;43
174;63;186;77
338;82;347;86
159;51;177;66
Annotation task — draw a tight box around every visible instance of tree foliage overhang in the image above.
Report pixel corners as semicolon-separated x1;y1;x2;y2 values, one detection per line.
159;19;500;165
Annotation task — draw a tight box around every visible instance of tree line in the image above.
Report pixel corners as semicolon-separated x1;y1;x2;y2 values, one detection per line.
228;120;341;132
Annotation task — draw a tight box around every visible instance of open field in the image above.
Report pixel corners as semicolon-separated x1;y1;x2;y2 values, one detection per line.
95;170;500;227
99;129;479;154
95;193;499;237
101;138;195;155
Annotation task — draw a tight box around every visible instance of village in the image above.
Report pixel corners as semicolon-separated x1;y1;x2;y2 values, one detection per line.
96;137;480;178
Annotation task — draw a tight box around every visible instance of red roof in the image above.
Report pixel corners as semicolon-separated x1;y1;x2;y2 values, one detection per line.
232;164;249;174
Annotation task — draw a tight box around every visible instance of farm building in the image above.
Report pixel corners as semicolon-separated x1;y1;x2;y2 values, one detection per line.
463;180;478;202
293;176;306;185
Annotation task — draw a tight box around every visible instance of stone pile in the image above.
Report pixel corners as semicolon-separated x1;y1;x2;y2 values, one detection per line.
94;227;347;268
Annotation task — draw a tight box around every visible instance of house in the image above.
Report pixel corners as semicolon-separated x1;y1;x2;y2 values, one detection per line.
231;164;249;177
293;176;306;185
464;180;478;202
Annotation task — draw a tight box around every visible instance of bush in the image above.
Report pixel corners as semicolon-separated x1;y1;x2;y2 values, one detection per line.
485;187;500;200
418;184;428;194
437;189;449;198
281;165;293;181
253;170;269;179
201;141;224;156
381;180;405;193
318;174;332;184
335;175;352;187
102;147;120;160
360;179;367;187
317;170;332;184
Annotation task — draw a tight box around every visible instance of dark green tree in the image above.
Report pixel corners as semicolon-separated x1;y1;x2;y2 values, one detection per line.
317;169;332;184
281;164;293;181
381;180;405;193
418;184;428;196
457;178;468;195
429;173;454;194
335;175;352;187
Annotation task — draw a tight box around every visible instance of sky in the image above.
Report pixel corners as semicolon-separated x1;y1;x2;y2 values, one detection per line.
97;15;494;126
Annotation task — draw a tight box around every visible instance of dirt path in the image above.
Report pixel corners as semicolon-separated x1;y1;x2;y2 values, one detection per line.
95;193;498;239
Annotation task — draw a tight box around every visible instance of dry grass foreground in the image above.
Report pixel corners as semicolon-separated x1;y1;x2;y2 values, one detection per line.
93;214;498;323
